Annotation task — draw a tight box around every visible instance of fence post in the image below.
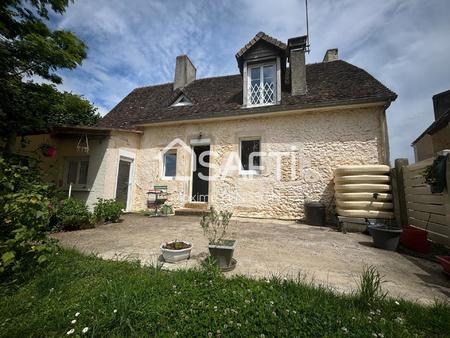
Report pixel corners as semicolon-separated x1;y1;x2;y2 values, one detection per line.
392;158;409;226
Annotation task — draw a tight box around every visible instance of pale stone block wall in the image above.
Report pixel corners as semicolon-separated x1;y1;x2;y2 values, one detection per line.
15;105;389;219
132;106;388;219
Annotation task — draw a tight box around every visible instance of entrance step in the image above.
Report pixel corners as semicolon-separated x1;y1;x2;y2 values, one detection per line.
175;208;208;216
184;202;208;210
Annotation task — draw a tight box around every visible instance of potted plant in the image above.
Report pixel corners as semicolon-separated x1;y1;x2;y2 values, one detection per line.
371;224;403;251
200;207;236;271
160;203;174;216
39;143;57;157
160;240;193;263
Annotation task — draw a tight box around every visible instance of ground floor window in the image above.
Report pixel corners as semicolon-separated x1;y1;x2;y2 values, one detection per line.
240;138;261;174
65;157;89;187
163;150;177;178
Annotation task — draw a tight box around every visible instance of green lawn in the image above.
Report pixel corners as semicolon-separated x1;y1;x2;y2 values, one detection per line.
0;249;448;337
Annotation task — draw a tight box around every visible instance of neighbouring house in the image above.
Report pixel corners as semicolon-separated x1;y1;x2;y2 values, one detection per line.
412;89;450;161
17;32;397;220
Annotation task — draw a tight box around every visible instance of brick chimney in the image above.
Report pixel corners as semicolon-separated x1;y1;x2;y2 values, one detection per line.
288;35;308;96
323;48;338;62
173;55;196;90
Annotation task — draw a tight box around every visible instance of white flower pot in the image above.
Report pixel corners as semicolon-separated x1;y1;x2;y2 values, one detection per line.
160;241;193;263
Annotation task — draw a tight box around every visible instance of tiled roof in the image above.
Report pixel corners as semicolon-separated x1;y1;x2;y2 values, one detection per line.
97;60;397;129
235;31;287;58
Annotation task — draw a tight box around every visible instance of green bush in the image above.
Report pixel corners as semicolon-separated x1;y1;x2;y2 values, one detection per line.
56;198;92;231
0;157;55;275
93;198;124;223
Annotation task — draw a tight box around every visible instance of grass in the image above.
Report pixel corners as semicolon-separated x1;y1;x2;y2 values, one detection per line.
357;265;387;305
0;249;449;337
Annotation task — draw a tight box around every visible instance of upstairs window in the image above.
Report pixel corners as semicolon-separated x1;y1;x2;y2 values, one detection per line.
248;63;276;106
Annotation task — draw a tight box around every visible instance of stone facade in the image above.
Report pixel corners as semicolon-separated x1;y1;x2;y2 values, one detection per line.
17;104;389;220
131;104;388;220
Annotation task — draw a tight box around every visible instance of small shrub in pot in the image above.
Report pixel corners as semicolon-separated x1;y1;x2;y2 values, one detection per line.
160;240;193;263
160;203;174;216
200;207;236;270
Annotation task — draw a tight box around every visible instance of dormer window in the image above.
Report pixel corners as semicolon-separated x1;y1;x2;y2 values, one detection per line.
236;32;286;108
248;63;276;106
171;95;192;107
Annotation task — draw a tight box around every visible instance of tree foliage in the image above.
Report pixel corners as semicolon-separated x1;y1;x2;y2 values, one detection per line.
0;157;57;275
0;0;98;150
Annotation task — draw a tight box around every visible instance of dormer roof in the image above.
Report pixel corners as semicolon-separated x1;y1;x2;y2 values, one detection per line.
235;31;287;59
235;32;287;73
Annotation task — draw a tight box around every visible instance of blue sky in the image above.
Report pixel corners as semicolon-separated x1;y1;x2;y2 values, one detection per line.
51;0;450;162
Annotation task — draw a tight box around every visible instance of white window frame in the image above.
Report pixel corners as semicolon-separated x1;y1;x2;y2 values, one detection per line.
239;138;261;175
163;149;177;179
64;156;90;188
247;62;277;107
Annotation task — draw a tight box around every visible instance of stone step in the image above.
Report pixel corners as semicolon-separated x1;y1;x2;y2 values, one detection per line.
184;202;209;210
175;208;208;216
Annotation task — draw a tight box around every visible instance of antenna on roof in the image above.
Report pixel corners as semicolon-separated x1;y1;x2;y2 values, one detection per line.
305;0;310;53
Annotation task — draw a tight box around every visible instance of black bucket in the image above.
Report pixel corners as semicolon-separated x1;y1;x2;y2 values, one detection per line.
371;226;402;251
305;202;326;226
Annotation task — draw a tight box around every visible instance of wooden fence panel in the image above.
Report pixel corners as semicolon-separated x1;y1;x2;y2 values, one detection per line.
402;155;450;246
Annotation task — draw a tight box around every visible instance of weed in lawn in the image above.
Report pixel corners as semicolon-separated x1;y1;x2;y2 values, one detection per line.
201;256;222;278
357;265;387;307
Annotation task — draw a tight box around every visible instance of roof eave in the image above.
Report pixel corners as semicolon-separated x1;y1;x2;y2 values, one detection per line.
50;125;143;136
133;96;395;127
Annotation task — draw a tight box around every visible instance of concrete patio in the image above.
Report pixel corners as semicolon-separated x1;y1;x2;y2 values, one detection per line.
52;214;450;304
